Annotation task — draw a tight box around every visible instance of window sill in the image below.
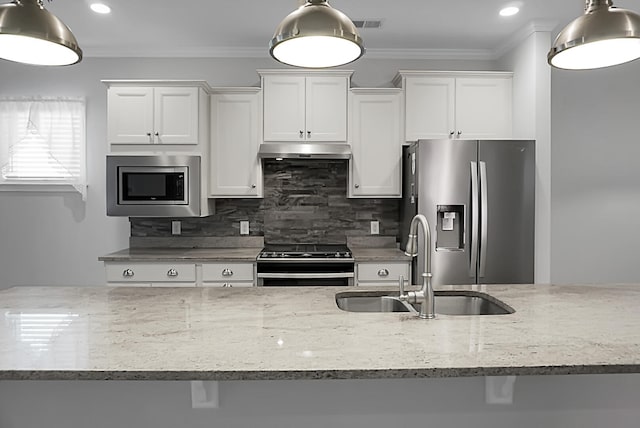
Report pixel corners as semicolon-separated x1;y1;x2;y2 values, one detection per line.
0;183;87;200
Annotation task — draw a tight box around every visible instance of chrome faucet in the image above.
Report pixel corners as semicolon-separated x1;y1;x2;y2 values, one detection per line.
399;214;435;319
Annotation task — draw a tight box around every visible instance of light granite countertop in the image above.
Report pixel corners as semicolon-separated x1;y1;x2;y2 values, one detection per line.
350;247;411;262
99;247;409;263
1;284;639;381
98;247;264;262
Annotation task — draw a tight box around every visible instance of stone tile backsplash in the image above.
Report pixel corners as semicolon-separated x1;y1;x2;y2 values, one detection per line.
130;160;400;244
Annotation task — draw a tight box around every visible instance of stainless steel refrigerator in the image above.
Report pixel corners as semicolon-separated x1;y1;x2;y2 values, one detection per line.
401;139;535;286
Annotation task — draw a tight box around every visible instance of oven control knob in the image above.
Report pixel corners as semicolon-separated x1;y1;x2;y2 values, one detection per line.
335;252;341;258
345;252;351;258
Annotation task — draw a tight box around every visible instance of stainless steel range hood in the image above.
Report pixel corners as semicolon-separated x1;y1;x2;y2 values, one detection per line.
258;142;352;160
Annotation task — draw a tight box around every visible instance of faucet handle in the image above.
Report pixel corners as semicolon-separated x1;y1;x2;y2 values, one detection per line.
398;275;407;298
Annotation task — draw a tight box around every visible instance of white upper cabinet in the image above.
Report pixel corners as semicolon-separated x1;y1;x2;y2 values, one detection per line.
454;77;512;139
106;82;204;146
395;71;513;141
209;89;262;198
260;70;351;142
349;89;402;198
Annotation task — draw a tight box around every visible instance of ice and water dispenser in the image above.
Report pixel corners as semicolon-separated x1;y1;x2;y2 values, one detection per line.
436;205;464;251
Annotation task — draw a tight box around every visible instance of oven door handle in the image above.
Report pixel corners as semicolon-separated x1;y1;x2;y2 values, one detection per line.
257;272;355;279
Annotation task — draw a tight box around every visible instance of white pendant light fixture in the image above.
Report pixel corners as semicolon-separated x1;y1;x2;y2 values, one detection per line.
269;0;365;68
548;0;640;70
0;0;82;66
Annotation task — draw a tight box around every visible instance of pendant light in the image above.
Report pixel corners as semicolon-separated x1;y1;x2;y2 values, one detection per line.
0;0;82;66
548;0;640;70
269;0;365;68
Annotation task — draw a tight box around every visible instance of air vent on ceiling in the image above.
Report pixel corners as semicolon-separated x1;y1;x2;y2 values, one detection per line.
353;19;383;29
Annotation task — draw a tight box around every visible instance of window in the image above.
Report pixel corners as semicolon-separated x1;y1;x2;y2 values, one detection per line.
0;97;86;200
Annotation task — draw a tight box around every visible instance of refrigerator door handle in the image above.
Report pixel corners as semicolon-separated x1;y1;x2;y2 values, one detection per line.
479;161;488;278
470;161;479;278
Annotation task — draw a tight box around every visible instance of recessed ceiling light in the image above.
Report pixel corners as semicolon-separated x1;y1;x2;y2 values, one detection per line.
499;6;520;17
90;3;111;14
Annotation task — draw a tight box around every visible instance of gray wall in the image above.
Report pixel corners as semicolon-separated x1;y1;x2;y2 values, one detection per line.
550;62;640;284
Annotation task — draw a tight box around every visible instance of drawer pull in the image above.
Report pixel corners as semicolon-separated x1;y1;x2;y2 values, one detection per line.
122;269;134;278
222;283;233;288
222;268;233;277
377;269;389;277
167;268;179;277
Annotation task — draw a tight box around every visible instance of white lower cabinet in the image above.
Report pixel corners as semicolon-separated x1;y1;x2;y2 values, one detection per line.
104;261;256;287
356;262;410;287
105;263;197;286
201;262;255;288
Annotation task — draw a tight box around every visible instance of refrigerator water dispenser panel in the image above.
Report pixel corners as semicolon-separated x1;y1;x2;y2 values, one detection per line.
436;205;465;251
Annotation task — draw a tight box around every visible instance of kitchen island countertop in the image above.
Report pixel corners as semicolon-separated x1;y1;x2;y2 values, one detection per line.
1;284;639;381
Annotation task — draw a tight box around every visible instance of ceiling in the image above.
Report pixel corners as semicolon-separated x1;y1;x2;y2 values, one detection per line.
45;0;639;60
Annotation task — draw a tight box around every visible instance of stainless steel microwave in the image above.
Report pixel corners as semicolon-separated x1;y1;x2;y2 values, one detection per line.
107;155;206;217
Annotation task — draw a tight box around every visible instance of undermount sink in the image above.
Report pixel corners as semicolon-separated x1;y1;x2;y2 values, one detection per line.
335;290;514;316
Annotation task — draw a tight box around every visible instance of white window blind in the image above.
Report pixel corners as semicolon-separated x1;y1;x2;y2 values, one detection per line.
0;97;86;200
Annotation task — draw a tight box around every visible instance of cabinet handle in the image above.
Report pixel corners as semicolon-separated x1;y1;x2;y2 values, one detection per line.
146;132;153;143
251;184;256;189
307;130;311;138
354;184;360;189
122;269;134;278
377;269;389;277
457;131;462;137
299;130;304;138
222;268;233;277
167;268;178;277
154;132;159;137
449;131;454;138
222;283;233;288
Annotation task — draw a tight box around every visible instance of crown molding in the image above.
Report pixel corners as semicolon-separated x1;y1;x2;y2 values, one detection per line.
83;20;559;62
492;20;558;59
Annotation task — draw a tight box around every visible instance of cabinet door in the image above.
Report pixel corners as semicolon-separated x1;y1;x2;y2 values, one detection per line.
154;87;199;144
349;91;402;197
107;87;154;144
404;77;455;141
455;77;512;139
305;76;347;142
263;76;306;141
210;92;262;197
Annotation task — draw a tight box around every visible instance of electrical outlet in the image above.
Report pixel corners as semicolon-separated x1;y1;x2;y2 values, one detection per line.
240;221;250;235
370;221;379;235
171;220;181;235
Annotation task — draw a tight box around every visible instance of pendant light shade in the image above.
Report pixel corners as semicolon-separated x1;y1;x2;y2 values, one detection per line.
548;0;640;70
269;0;364;68
0;0;82;66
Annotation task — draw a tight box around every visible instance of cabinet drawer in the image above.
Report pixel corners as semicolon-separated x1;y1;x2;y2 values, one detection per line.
105;263;196;283
202;263;254;281
357;262;410;282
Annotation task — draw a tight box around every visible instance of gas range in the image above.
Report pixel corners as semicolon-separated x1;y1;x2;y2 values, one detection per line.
257;244;353;262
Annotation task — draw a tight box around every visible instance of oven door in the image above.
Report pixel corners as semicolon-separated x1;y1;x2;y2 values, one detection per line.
257;262;354;286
